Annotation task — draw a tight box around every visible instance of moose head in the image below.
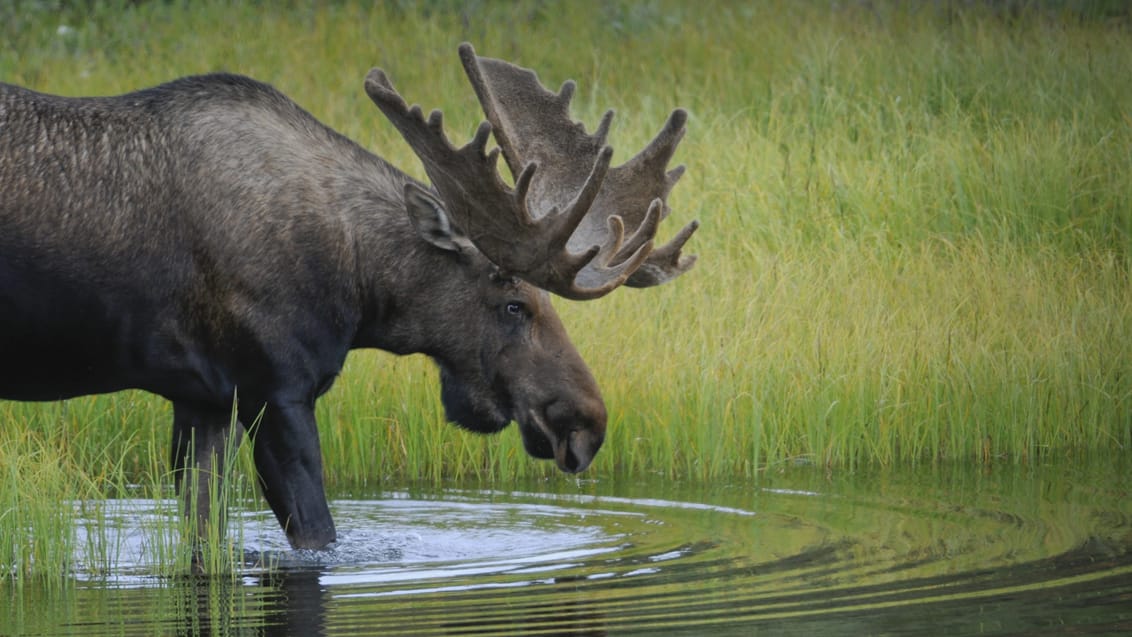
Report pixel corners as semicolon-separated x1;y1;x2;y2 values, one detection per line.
362;44;698;475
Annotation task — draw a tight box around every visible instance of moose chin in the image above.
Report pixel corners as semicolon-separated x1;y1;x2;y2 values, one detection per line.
0;44;698;550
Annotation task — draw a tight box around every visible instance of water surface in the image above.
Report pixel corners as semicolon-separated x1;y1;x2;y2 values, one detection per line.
4;458;1130;636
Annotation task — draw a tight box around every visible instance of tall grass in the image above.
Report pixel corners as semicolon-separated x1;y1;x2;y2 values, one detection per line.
1;0;1131;576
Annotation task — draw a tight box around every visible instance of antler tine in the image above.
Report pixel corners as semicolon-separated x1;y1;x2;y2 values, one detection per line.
459;43;698;296
636;109;688;183
626;218;699;287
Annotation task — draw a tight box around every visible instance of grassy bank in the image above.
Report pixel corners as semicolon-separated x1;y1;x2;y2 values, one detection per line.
1;0;1130;575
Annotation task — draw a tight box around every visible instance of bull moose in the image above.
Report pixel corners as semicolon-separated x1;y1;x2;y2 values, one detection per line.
0;44;697;550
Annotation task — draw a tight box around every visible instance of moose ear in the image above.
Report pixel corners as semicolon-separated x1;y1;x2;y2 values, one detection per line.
403;182;466;252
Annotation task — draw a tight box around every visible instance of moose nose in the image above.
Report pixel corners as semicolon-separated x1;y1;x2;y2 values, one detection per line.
557;427;605;474
544;398;606;474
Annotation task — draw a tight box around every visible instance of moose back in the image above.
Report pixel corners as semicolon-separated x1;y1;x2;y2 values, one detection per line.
0;44;697;549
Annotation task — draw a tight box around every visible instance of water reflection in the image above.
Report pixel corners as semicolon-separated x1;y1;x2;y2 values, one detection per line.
3;457;1131;636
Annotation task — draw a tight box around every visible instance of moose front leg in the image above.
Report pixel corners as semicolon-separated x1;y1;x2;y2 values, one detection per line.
170;401;240;545
248;401;336;549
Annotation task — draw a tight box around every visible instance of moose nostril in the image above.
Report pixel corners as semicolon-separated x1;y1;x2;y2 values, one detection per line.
562;443;581;473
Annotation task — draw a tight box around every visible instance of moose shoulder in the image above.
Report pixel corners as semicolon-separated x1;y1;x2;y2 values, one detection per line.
0;44;697;550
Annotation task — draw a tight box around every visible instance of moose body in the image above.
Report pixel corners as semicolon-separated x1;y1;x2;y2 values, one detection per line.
0;45;696;550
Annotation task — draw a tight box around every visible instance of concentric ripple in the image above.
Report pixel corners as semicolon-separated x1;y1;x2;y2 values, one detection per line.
4;460;1131;636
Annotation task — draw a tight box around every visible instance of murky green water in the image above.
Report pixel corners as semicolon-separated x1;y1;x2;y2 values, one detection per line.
3;457;1131;636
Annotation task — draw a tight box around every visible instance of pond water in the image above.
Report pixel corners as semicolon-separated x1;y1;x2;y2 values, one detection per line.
3;457;1131;636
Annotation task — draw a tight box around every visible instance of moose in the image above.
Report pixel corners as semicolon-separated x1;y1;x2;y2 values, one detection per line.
0;44;697;550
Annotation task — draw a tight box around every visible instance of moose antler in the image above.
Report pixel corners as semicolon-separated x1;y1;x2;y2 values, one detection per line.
364;43;698;299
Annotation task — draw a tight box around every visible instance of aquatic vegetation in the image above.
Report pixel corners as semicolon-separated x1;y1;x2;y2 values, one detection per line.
1;0;1131;577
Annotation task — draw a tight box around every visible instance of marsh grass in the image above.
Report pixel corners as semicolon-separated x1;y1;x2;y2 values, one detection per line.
1;395;260;582
1;0;1131;578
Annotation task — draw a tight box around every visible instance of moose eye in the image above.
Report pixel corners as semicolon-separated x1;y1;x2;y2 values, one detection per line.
505;302;525;317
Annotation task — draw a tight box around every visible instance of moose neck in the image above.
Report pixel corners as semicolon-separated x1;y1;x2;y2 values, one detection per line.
343;169;464;358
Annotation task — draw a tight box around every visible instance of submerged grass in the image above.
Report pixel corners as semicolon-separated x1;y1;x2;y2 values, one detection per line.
1;0;1131;577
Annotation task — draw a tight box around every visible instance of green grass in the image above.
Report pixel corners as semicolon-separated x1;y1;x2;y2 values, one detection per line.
2;0;1131;577
1;395;261;580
